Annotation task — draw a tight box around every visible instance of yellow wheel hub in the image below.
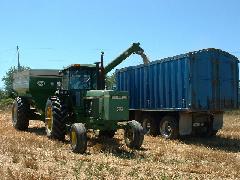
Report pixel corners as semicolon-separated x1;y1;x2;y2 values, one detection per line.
71;130;77;147
46;106;53;131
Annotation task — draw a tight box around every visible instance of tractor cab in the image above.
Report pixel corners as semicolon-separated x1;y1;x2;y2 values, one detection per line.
61;64;97;91
60;64;97;107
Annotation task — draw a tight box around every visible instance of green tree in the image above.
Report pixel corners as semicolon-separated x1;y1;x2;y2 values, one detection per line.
106;73;116;90
0;89;7;99
2;66;30;97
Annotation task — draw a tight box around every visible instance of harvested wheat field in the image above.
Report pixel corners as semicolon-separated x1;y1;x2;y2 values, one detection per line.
0;109;239;180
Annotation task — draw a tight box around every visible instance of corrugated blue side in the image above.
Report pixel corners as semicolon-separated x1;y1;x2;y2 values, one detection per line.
116;49;239;111
148;56;190;109
190;50;239;110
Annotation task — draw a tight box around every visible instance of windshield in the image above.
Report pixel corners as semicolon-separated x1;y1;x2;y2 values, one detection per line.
70;69;96;90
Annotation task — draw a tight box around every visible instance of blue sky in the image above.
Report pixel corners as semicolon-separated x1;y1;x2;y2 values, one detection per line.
0;0;239;88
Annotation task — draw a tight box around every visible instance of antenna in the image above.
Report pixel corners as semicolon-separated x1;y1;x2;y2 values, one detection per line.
17;45;20;71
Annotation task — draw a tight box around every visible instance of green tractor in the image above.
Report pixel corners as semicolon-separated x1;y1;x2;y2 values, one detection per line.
12;43;149;153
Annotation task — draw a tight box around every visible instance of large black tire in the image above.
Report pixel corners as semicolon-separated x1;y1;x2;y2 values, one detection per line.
141;115;159;136
159;116;179;139
99;130;116;138
124;120;144;149
12;97;29;131
70;123;87;154
45;97;66;141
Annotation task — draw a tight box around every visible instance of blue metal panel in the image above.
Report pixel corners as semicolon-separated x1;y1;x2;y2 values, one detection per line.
134;67;139;108
115;49;239;111
190;50;239;110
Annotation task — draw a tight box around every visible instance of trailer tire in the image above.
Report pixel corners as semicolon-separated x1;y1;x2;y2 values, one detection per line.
70;123;87;154
159;116;179;139
124;120;144;149
45;97;66;141
99;130;115;138
12;97;29;131
141;115;158;136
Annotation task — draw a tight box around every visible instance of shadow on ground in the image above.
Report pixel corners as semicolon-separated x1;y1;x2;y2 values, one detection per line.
27;126;147;158
87;136;147;159
27;127;46;136
180;135;240;153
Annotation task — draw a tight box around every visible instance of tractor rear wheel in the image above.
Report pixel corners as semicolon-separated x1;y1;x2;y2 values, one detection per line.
124;120;144;149
159;116;179;139
70;123;87;154
45;97;66;141
12;97;29;131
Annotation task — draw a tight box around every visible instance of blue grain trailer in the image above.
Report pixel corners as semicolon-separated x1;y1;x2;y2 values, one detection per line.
116;48;239;138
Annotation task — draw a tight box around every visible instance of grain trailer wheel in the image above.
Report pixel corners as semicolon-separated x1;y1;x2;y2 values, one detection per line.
45;97;66;141
159;116;179;139
124;120;144;149
12;97;29;131
70;123;87;154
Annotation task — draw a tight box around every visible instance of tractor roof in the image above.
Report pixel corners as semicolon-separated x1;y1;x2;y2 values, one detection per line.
62;64;96;71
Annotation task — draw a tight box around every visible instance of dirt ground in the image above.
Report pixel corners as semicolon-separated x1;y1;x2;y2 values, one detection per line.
0;109;239;180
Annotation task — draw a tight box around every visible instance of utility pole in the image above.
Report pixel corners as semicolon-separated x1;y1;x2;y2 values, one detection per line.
17;45;20;71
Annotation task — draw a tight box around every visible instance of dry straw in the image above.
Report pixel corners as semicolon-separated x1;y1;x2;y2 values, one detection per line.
0;110;239;179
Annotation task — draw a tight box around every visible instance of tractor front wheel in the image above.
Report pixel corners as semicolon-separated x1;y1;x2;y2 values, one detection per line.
70;123;87;154
124;120;144;149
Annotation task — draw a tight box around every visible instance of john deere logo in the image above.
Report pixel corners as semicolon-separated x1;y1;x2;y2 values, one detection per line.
37;81;45;87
